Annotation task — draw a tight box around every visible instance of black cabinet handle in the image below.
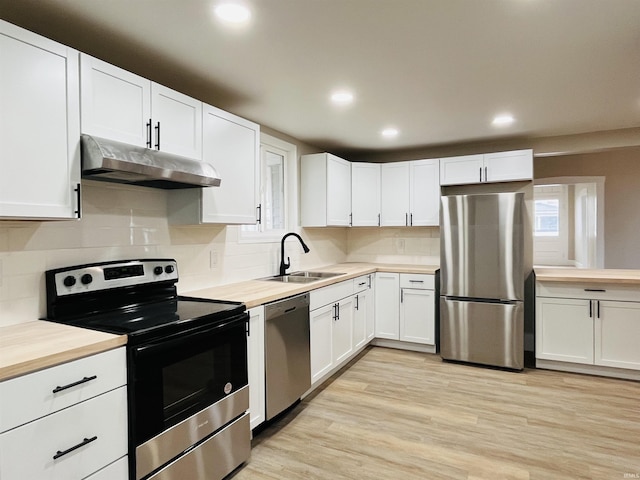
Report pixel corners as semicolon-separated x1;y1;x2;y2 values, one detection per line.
337;303;340;320
584;288;606;292
332;304;337;321
355;295;359;311
256;204;262;224
53;436;97;460
284;306;296;313
588;300;592;318
410;213;413;226
154;121;161;150
146;119;152;148
74;183;81;219
409;279;424;283
479;167;482;182
52;375;97;394
597;300;600;319
401;289;404;303
405;213;408;226
349;213;353;226
484;166;487;182
358;282;367;287
378;213;381;226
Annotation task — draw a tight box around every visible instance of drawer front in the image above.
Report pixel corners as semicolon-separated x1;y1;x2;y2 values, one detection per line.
85;456;128;480
353;275;372;293
0;386;128;480
310;280;354;311
0;347;126;433
400;273;434;290
536;282;640;302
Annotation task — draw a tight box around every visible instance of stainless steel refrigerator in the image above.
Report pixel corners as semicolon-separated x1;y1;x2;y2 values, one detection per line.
440;192;526;370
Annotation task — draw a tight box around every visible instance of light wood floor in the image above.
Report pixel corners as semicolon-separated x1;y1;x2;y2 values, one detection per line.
234;347;640;480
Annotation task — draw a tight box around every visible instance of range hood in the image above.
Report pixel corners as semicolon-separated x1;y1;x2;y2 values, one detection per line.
81;134;221;189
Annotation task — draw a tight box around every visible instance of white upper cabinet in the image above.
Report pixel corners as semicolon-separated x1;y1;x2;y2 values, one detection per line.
150;83;202;159
381;159;439;227
351;162;381;226
80;54;151;147
168;105;260;225
440;150;533;186
380;162;410;227
409;159;440;226
301;153;351;227
0;20;81;220
80;54;202;160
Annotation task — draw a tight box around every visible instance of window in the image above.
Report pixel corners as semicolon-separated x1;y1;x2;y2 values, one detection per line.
239;133;297;242
534;199;560;236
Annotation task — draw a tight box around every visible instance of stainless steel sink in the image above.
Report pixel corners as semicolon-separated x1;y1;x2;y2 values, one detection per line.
262;275;321;284
289;271;345;278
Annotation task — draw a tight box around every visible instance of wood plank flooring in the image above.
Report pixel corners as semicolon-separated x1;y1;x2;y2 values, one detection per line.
233;347;640;480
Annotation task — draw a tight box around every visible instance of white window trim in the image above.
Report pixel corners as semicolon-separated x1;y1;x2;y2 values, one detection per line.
238;133;298;244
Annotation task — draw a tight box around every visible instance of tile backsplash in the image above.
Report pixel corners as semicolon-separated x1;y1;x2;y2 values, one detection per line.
346;227;440;265
0;181;348;326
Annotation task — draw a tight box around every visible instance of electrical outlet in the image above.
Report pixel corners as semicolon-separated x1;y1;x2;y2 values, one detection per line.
397;238;406;253
210;250;218;268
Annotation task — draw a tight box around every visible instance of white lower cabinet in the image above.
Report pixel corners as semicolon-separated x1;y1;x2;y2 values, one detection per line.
0;347;128;479
247;305;265;430
310;302;335;384
375;273;436;347
536;282;640;375
332;297;354;365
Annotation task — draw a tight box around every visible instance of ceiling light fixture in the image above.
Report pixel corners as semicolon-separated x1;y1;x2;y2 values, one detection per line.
330;91;354;106
381;128;399;139
492;114;515;126
214;3;251;24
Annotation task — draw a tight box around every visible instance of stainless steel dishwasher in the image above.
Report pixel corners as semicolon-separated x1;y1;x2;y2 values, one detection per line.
264;292;311;420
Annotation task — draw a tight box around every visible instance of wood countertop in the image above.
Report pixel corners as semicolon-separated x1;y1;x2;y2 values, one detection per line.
185;262;439;309
535;268;640;285
0;321;127;382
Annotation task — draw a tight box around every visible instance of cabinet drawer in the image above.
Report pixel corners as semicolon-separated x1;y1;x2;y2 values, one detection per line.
400;273;434;290
310;280;354;311
0;386;128;480
0;347;126;433
85;456;128;480
353;275;372;293
536;282;640;302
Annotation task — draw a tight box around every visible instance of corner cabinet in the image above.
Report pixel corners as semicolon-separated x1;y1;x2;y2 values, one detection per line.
301;153;352;227
351;163;381;227
0;20;81;220
536;282;640;377
247;306;265;430
439;149;532;186
80;53;202;159
168;105;260;225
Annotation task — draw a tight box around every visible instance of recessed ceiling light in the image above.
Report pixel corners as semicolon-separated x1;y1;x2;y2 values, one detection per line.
381;128;399;138
214;3;251;24
492;114;515;126
330;91;354;106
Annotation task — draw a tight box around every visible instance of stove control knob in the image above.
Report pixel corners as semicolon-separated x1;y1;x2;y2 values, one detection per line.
153;266;164;275
81;273;93;285
165;265;175;274
63;275;76;287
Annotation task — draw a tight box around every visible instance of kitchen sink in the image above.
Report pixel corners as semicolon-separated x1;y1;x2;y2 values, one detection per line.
262;275;321;284
289;271;345;278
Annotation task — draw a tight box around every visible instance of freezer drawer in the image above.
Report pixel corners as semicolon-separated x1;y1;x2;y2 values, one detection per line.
440;297;524;370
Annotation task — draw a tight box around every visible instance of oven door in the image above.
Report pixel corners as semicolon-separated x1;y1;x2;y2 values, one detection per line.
130;313;248;447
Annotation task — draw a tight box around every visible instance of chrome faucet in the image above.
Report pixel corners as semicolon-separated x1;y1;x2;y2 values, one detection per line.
279;232;310;276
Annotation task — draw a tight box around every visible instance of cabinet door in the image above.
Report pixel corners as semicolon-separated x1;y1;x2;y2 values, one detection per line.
151;83;202;159
326;154;352;226
380;162;410;226
374;273;400;339
400;288;435;345
0;21;80;219
366;279;375;341
351;163;381;226
247;306;265;430
310;304;334;384
595;300;640;370
536;297;594;364
80;54;151;147
353;292;367;350
484;149;532;183
439;154;484;186
201;104;259;224
409;159;440;226
333;298;354;365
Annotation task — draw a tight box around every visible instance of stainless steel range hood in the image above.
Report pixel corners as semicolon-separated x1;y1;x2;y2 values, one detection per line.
81;134;221;189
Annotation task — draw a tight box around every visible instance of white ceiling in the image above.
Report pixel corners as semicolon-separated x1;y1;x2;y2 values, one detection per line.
1;0;640;157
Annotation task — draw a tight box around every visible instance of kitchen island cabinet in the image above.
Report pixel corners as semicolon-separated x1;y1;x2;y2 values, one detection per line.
0;20;81;220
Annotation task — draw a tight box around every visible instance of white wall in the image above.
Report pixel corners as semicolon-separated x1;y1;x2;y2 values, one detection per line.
0;181;347;326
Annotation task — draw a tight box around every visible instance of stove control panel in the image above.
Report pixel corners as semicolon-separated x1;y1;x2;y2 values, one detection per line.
49;259;179;296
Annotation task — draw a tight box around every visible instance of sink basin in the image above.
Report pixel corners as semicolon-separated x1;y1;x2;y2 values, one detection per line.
262;275;321;284
289;271;345;278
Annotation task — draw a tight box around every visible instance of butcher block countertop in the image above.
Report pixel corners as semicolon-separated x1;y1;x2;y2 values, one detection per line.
185;262;439;309
535;268;640;285
0;321;127;382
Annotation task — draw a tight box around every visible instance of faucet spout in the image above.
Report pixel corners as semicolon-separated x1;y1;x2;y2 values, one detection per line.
279;232;310;276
